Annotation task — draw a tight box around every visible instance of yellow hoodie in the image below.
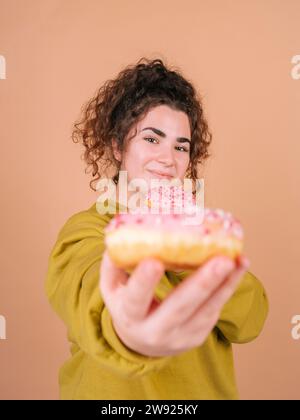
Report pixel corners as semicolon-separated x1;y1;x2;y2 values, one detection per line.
45;199;269;400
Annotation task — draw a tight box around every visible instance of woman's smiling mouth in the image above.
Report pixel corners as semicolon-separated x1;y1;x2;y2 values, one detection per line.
147;169;175;180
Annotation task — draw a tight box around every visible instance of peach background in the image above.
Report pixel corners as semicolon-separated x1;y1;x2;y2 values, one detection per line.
0;0;299;399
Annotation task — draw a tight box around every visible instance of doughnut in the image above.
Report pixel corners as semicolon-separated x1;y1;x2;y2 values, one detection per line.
104;185;244;271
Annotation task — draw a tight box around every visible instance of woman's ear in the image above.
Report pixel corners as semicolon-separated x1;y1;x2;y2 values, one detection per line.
112;138;122;162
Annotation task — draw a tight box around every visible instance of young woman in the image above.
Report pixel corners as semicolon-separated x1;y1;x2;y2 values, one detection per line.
46;58;268;400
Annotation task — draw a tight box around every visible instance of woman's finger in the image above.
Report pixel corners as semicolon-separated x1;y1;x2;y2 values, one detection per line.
122;258;165;321
148;256;236;329
180;260;249;334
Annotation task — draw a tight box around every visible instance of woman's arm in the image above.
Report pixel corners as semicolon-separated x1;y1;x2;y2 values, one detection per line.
45;208;172;379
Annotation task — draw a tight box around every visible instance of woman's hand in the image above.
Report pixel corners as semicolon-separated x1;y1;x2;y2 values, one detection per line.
99;251;249;357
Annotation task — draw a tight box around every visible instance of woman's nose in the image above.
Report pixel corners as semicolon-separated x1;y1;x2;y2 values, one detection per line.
156;145;175;167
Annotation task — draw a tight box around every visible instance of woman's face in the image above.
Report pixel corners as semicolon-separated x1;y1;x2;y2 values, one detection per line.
113;105;191;186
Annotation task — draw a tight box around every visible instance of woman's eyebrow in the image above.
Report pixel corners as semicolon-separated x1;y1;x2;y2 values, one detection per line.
141;126;191;144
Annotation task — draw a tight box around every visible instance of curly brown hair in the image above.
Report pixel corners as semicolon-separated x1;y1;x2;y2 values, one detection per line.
71;57;212;192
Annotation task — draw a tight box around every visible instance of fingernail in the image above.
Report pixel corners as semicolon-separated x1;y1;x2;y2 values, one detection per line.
144;258;162;273
243;257;250;269
238;255;249;267
214;258;233;275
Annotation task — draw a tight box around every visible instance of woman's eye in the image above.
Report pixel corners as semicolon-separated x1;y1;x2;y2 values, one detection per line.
175;146;189;153
143;137;189;153
144;137;158;144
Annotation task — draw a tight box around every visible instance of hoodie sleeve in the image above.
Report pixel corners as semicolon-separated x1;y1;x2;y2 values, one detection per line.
168;268;269;344
45;207;173;378
216;270;269;344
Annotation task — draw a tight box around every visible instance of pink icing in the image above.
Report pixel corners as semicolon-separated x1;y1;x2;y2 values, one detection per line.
145;184;196;212
104;208;243;240
104;185;243;240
